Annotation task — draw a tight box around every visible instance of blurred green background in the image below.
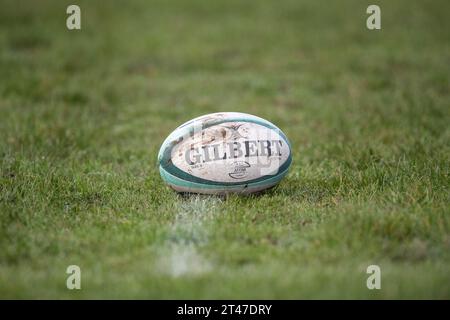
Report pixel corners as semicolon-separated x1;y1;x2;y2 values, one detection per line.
0;0;449;298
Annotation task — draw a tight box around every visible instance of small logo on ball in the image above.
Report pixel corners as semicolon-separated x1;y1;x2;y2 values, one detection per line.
229;161;251;179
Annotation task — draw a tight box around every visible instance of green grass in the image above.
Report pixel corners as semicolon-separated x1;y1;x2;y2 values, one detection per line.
0;0;449;299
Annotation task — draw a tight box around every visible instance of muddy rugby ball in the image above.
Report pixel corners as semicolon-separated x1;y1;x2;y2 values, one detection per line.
158;112;292;194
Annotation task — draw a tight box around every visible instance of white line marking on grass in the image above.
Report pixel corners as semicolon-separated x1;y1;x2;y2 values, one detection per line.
164;244;210;277
157;195;222;277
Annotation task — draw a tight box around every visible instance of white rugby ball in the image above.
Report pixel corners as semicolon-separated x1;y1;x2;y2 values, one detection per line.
158;112;292;194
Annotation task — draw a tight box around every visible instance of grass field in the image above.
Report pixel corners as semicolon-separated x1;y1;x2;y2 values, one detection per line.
0;0;449;299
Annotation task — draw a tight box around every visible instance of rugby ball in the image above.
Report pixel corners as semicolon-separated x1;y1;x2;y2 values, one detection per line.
158;112;292;194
